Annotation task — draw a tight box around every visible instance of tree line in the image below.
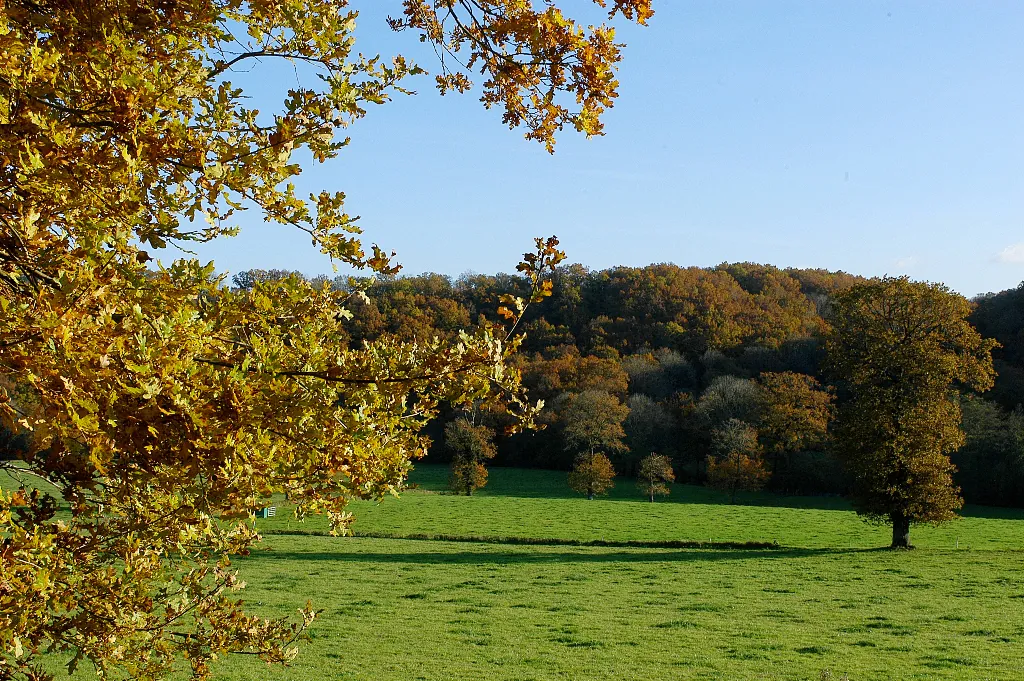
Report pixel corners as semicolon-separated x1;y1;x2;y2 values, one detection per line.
229;264;1024;516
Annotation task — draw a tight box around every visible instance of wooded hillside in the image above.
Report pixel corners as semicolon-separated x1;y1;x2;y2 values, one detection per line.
229;264;1024;508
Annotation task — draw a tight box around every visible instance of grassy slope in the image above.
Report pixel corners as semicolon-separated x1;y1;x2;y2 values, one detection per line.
6;464;1024;679
223;535;1024;681
221;465;1024;681
260;465;1024;550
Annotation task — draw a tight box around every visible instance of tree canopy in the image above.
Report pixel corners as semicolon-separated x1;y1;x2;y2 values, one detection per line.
636;453;675;502
562;390;630;459
0;0;658;677
568;452;617;500
827;277;997;548
446;418;498;496
707;418;767;504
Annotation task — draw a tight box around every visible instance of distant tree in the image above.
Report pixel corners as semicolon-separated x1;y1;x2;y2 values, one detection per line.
989;361;1024;412
445;419;498;496
622;353;672;399
654;348;698;393
969;286;1024;410
231;269;305;290
694;375;762;430
522;349;629;401
562;390;628;498
636;453;676;502
622;350;695;400
622;394;674;473
735;346;784;378
707;419;768;504
699;349;740;385
568;452;617;500
757;372;834;475
827;277;997;548
562;390;630;460
778;337;825;377
953;397;1024;507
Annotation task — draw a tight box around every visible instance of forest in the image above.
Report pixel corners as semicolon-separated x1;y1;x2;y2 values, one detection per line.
229;263;1024;509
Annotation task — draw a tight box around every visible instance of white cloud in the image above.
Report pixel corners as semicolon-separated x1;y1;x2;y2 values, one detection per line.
893;256;918;269
996;243;1024;264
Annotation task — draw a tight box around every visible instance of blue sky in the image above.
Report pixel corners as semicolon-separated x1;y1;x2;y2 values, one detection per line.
185;1;1024;297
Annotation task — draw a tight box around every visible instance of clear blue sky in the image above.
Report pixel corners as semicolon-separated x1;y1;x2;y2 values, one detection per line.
186;1;1024;297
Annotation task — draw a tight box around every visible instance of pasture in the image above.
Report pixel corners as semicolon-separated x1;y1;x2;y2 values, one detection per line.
216;466;1024;680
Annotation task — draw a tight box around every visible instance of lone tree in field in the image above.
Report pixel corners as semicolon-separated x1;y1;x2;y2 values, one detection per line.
707;419;768;504
562;390;628;498
446;418;498;496
568;452;618;500
827;277;997;549
0;0;653;677
636;453;675;502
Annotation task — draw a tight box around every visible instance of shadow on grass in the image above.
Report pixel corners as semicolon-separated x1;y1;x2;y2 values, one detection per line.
243;546;884;566
409;465;1024;520
958;504;1024;520
411;464;858;512
268;529;782;550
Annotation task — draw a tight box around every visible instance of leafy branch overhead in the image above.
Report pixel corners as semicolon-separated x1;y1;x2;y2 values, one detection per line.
498;236;567;327
390;1;655;151
0;1;635;679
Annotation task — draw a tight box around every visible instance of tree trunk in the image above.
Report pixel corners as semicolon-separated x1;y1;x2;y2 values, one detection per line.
649;492;654;502
891;512;912;549
587;490;595;500
731;454;740;504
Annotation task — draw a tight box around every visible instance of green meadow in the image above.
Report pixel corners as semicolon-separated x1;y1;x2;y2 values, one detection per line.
212;465;1024;681
5;464;1023;679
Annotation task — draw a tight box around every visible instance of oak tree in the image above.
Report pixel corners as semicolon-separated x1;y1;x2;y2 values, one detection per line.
0;0;652;678
826;277;997;548
562;390;627;498
562;390;630;460
757;371;834;475
391;0;654;152
623;394;673;473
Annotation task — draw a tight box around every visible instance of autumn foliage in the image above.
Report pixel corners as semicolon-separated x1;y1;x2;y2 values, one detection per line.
636;453;675;501
446;419;498;496
827;278;997;548
389;0;655;151
568;453;617;500
707;419;769;504
0;0;656;677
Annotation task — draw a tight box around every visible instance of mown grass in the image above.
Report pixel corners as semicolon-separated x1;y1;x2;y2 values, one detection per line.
7;464;1024;679
219;534;1024;681
260;465;1024;550
225;465;1024;680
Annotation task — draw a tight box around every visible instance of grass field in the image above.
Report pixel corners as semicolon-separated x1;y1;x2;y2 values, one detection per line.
6;464;1024;679
218;465;1024;681
261;465;1024;550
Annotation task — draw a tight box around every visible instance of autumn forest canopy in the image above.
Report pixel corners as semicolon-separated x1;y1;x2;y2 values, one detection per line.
228;261;1024;509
